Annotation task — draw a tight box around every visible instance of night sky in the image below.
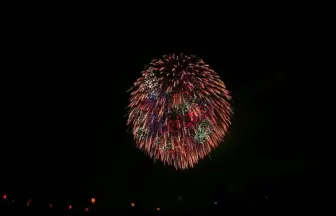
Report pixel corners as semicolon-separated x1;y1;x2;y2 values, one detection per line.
5;27;328;212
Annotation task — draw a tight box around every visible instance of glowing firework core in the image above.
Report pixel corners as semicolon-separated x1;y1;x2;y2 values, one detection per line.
127;54;232;169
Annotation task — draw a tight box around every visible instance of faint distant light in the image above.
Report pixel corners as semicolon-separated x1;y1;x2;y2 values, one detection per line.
27;199;32;206
156;207;160;211
91;197;96;204
214;201;218;205
131;202;135;207
266;195;268;200
12;200;14;203
68;205;72;210
2;194;7;200
85;207;89;212
49;204;52;208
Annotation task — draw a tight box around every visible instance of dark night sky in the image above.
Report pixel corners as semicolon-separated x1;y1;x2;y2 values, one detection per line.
5;26;329;211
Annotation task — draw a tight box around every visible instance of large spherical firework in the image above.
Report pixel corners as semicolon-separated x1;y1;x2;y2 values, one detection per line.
127;53;232;170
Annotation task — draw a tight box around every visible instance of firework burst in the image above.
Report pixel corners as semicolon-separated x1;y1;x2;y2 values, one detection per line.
127;53;232;169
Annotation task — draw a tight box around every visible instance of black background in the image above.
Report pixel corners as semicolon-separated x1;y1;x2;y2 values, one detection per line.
4;26;330;212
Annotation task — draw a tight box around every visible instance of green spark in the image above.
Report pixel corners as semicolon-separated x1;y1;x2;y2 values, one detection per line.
194;119;212;144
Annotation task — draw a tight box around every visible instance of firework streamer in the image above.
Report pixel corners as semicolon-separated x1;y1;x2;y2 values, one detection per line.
127;54;233;169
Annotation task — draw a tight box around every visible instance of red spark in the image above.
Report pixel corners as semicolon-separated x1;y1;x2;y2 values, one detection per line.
91;197;96;204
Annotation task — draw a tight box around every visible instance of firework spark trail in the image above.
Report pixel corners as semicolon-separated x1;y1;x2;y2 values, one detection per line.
127;54;233;169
